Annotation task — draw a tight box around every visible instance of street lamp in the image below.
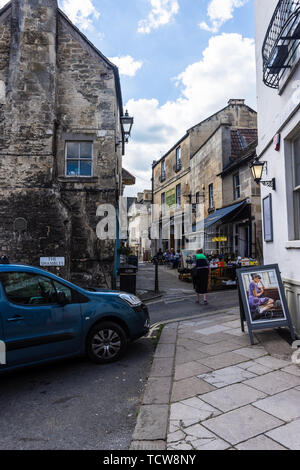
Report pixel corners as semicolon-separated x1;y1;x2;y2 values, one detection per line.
121;110;134;143
250;159;276;190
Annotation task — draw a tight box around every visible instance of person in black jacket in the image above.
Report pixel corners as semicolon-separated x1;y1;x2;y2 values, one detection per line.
193;249;210;305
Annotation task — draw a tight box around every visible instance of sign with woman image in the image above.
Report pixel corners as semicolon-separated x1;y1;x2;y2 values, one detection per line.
237;265;295;344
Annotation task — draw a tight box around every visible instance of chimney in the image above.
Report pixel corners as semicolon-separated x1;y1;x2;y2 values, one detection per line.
228;99;245;106
6;0;58;154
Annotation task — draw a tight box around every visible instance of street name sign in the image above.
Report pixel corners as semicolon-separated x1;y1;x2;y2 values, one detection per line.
40;257;65;267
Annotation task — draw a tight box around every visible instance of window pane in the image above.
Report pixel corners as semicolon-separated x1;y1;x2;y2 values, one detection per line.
66;142;79;159
53;281;72;303
67;161;79;176
294;136;300;187
0;273;56;305
80;142;93;159
80;160;92;176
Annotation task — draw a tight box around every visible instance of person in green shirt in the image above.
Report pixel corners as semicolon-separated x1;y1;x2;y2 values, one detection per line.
193;249;210;305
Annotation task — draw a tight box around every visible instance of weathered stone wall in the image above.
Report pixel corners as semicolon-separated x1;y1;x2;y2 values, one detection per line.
189;101;257;158
0;1;122;288
190;126;224;218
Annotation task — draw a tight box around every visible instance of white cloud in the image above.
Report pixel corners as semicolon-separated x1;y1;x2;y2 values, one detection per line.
108;56;143;77
200;0;249;33
138;0;179;34
0;1;8;8
124;33;256;196
59;0;100;30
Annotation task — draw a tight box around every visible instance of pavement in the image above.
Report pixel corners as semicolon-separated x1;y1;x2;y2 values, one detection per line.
130;307;300;451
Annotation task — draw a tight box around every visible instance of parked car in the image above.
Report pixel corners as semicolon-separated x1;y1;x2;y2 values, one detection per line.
0;265;150;372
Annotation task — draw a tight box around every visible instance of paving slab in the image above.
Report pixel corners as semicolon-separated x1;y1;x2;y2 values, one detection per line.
174;361;212;381
169;424;230;450
244;371;300;395
266;419;300;449
149;357;174;378
237;361;273;376
201;383;266;412
254;356;291;370
281;365;300;377
232;346;268;360
199;366;256;388
253;388;300;422
175;347;209;365
142;377;172;405
235;435;286;450
133;405;169;441
197;340;246;356
203;405;283;445
171;376;215;402
195;325;231;336
169;398;221;428
159;327;178;344
190;332;237;345
197;351;249;370
154;343;176;358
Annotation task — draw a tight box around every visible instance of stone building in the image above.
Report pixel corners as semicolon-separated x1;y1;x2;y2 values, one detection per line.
152;99;258;255
128;190;152;261
254;0;300;336
0;0;131;288
190;120;261;259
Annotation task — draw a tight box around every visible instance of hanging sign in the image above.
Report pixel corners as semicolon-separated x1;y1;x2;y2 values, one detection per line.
212;237;228;242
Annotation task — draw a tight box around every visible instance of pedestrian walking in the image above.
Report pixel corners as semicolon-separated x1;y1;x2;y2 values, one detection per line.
193;249;210;304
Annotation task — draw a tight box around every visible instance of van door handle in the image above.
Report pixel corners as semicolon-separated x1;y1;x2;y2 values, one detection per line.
7;315;24;322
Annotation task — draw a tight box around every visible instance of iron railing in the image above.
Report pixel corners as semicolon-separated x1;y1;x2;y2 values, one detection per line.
262;0;300;88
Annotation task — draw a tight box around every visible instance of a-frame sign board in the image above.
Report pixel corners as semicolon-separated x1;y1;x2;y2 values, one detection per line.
237;264;295;346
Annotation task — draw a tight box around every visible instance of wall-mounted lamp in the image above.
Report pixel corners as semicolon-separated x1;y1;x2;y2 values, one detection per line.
250;159;276;190
121;110;134;143
116;110;134;148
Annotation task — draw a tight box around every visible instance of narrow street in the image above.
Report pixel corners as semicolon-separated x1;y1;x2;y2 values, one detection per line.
137;263;239;325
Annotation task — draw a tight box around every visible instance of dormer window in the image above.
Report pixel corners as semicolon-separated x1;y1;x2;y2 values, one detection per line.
66;142;93;177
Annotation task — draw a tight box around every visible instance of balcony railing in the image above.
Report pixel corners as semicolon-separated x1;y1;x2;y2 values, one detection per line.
262;0;300;88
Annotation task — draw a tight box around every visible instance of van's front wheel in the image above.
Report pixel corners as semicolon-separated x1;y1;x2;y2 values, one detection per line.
86;322;128;364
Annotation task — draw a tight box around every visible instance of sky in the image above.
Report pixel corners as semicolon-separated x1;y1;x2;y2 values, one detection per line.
0;0;257;196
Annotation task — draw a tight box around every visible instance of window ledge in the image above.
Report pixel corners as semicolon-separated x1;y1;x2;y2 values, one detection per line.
285;241;300;249
58;176;98;183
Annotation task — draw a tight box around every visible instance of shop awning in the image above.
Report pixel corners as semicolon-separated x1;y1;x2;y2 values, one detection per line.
204;201;246;229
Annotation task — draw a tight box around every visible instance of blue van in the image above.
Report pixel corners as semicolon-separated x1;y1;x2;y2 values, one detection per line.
0;265;150;371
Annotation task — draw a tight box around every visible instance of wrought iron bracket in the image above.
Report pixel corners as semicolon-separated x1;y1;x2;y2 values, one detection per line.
261;178;276;190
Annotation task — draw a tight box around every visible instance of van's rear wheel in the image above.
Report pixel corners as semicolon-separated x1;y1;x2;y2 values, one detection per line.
87;322;128;364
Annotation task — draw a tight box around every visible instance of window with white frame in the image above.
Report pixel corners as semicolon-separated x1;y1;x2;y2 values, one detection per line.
66;142;93;177
293;135;300;239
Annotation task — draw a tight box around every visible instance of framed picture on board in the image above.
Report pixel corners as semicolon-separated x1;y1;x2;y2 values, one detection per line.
237;264;295;344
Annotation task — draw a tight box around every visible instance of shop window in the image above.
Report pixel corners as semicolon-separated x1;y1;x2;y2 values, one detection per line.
66;141;93;177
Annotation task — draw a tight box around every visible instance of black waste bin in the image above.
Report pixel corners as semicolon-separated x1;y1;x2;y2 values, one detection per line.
128;255;138;270
119;265;137;295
